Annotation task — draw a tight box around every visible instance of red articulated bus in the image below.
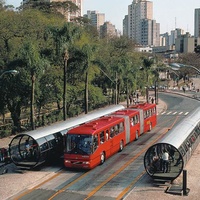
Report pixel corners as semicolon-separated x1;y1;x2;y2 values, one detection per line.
64;103;157;169
129;103;157;133
110;109;140;142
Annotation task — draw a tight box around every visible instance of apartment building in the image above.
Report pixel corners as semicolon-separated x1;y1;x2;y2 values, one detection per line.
194;8;200;38
123;15;129;37
100;21;117;38
125;0;159;46
84;11;105;30
175;32;195;53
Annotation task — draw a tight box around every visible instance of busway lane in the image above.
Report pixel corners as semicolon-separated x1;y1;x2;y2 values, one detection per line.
13;169;90;200
13;116;179;200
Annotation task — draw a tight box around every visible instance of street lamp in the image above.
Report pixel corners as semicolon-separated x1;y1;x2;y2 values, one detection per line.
169;63;200;74
63;50;69;121
168;63;200;86
0;70;18;79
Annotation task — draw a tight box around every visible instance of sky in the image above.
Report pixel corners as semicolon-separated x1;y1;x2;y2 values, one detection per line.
5;0;200;35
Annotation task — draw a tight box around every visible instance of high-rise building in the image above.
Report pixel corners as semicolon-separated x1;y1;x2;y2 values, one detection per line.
100;21;117;38
123;15;129;37
175;32;195;53
84;11;105;30
124;0;160;46
194;8;200;38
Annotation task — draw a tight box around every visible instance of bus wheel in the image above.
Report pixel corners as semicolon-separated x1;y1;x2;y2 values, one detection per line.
149;123;152;131
119;140;124;152
100;152;105;165
135;131;139;140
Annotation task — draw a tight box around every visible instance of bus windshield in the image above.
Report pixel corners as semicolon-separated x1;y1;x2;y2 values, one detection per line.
66;134;93;155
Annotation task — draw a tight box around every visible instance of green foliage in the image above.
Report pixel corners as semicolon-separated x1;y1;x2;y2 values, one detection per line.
21;0;79;17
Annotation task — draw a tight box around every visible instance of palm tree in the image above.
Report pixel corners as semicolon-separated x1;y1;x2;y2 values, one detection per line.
20;42;48;130
48;23;81;120
81;44;97;114
142;57;154;102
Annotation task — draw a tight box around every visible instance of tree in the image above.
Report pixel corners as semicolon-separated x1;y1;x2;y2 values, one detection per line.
0;66;30;133
20;0;79;20
0;10;20;65
95;36;136;104
140;57;154;102
39;66;63;111
79;44;98;114
19;42;49;130
48;23;81;120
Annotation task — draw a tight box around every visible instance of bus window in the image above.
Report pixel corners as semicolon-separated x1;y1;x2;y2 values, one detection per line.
130;118;134;126
134;115;138;124
137;114;139;123
110;127;115;138
100;131;104;144
114;125;119;135
149;109;152;116
147;110;150;117
106;130;109;141
66;134;93;155
144;111;147;119
93;134;98;152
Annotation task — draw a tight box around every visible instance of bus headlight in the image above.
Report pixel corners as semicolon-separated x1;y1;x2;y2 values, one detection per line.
83;161;90;164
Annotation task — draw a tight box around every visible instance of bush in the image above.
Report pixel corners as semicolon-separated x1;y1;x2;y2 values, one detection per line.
1;129;11;138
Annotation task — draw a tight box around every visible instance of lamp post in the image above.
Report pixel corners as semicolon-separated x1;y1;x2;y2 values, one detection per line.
169;63;200;74
154;80;158;104
63;50;69;121
0;70;18;79
168;63;200;87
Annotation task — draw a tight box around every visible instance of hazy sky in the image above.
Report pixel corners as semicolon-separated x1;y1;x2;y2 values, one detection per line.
5;0;200;35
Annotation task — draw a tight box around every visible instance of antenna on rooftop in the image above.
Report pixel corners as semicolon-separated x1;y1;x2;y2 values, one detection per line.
175;17;176;29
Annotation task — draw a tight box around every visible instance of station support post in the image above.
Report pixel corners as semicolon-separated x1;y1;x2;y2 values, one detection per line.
183;169;190;196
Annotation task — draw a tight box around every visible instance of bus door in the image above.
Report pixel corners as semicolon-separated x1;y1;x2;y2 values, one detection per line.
138;110;144;134
109;128;115;155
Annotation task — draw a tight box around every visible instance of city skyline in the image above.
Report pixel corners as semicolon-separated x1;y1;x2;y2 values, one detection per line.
5;0;200;35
